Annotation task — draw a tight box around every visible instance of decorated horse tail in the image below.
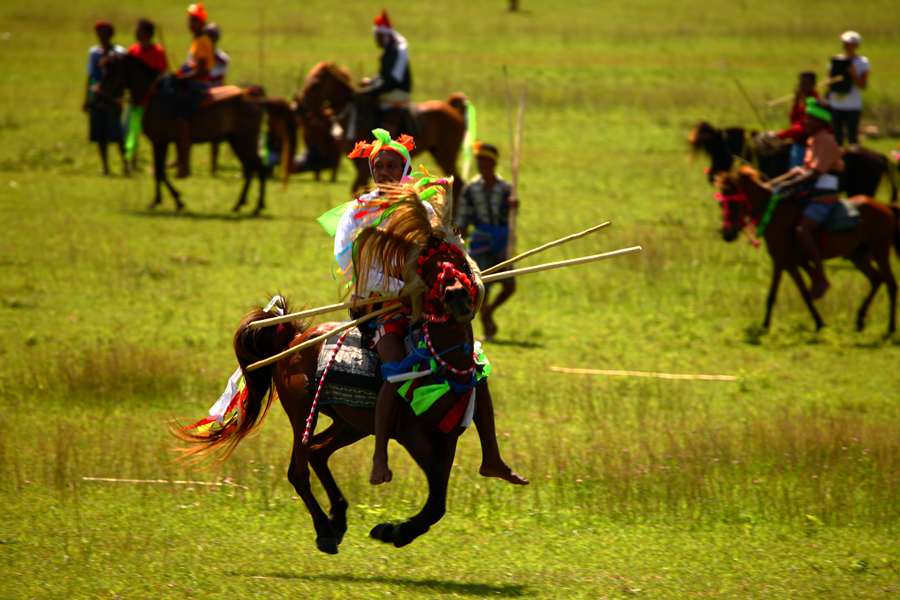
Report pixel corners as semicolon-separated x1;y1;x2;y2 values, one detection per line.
264;98;298;188
172;300;301;462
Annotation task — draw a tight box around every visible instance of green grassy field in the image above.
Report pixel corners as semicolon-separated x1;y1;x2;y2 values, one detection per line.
1;1;899;597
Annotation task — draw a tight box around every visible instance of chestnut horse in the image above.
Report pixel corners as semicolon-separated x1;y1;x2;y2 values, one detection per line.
176;200;491;553
98;53;297;214
714;167;899;333
690;121;897;202
294;62;467;205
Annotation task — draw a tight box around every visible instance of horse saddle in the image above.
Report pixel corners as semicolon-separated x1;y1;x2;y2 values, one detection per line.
199;85;249;108
314;328;381;409
823;199;861;232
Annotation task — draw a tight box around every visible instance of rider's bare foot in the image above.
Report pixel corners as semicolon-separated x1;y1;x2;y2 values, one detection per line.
480;461;529;485
811;278;830;300
370;458;393;485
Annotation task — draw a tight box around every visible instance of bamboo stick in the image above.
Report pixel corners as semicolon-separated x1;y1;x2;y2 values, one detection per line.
765;75;843;108
481;246;642;283
549;366;737;382
482;221;611;275
248;295;404;329
245;304;397;371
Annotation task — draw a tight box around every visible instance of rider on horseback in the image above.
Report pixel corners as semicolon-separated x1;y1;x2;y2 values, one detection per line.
320;129;527;487
768;98;845;300
359;10;414;137
174;3;215;177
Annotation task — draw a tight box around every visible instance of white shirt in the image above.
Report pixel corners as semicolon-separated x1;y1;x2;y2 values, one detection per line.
333;191;437;295
827;55;869;111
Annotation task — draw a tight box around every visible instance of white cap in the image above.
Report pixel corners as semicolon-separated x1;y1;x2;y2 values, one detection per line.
840;30;862;45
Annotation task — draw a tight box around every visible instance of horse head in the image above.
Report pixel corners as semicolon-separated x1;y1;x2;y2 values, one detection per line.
415;237;479;325
690;121;740;183
95;52;128;102
714;166;769;242
298;62;355;115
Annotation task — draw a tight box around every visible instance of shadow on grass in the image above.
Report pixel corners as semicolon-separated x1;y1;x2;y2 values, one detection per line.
485;338;544;349
124;209;279;222
231;571;530;597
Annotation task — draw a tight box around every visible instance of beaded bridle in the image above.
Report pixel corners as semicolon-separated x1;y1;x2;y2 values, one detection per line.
416;241;478;324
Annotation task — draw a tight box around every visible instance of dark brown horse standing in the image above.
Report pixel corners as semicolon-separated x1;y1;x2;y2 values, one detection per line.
690;122;898;202
176;200;493;553
99;53;296;214
715;166;899;333
294;62;468;205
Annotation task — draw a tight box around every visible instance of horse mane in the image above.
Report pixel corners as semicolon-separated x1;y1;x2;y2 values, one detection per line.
353;188;444;297
689;121;718;149
305;61;354;91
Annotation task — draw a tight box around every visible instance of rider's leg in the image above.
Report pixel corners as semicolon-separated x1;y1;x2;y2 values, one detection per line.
796;213;829;299
473;379;528;485
371;331;406;485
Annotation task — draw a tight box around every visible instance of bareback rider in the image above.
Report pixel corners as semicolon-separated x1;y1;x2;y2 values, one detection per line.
318;129;527;486
359;10;413;136
174;3;215;177
768;98;844;300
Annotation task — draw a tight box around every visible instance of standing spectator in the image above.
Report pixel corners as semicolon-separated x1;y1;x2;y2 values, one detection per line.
83;21;127;175
454;142;517;340
125;18;168;167
827;30;869;146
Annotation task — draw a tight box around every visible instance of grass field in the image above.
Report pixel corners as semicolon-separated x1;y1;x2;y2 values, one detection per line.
1;1;899;597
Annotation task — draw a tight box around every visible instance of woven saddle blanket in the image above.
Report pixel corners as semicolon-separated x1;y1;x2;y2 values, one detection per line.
314;328;380;409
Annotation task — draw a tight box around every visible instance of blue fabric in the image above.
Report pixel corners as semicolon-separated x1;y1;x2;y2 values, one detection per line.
803;201;835;224
469;223;508;256
788;143;805;168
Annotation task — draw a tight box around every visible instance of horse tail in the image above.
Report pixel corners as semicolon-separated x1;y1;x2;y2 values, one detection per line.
887;154;898;204
264;98;298;189
172;301;302;462
891;205;900;259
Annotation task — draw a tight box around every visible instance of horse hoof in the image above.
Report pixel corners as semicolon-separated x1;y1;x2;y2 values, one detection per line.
315;536;339;555
369;523;395;544
391;523;426;548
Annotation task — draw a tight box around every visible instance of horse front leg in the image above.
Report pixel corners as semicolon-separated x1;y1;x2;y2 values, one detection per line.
370;432;457;548
286;442;339;555
849;254;882;332
150;142;165;209
787;265;825;330
762;265;783;329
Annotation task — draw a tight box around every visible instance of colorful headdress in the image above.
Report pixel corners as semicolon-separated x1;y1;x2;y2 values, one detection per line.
373;9;393;33
347;128;415;178
473;141;499;163
805;98;832;125
187;3;209;23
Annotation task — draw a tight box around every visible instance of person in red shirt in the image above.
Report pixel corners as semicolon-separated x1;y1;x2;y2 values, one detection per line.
128;19;168;74
124;19;168;165
775;72;819;168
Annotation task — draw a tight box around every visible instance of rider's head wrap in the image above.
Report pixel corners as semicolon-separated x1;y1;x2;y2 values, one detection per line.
187;3;209;24
473;141;499;164
347;128;415;179
805;98;832;125
373;10;393;34
94;20;114;35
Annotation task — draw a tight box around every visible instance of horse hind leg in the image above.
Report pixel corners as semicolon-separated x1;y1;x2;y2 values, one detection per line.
871;246;897;334
227;134;256;213
307;423;365;547
849;252;882;332
286;443;339;554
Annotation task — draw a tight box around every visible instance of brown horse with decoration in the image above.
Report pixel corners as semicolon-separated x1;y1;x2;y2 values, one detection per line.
98;52;297;214
292;62;469;204
714;166;899;333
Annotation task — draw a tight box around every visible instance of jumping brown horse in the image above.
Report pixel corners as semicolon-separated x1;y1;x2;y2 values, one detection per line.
714;166;899;333
690;122;898;202
175;198;491;553
294;62;468;204
98;53;297;214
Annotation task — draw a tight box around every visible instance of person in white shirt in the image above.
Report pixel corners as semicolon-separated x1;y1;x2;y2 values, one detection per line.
826;30;869;146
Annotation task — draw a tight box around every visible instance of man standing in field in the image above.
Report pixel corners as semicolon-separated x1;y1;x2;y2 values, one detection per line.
827;31;869;146
360;10;413;136
124;19;168;167
83;21;127;176
455;142;517;341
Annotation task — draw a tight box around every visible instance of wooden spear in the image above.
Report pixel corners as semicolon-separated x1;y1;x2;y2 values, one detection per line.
248;295;404;330
482;221;611;275
766;75;844;108
245;304;397;371
481;246;642;283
